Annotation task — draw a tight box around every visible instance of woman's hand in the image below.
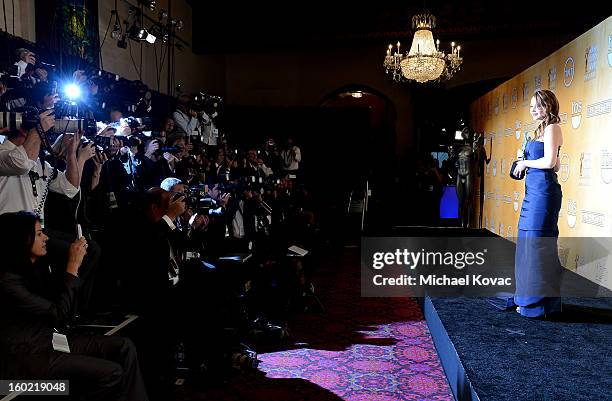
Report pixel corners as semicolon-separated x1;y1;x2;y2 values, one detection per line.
513;160;527;176
66;237;88;276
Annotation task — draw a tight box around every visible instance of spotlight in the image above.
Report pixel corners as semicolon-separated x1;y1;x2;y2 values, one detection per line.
144;31;156;44
138;0;156;11
128;25;156;44
64;83;82;100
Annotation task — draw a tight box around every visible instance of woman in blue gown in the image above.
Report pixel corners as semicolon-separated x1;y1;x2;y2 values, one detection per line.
511;89;563;318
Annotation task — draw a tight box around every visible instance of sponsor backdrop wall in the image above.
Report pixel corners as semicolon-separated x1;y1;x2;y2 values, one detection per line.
470;16;612;290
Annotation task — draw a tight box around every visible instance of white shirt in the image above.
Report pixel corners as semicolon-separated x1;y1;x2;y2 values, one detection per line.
199;112;218;146
231;200;245;239
281;146;301;171
172;110;198;136
14;60;28;78
0;140;79;219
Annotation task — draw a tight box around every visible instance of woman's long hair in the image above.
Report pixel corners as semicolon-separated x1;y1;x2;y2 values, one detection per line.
533;89;561;139
0;212;40;274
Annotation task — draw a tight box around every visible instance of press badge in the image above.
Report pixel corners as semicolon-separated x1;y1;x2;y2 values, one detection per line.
52;332;71;353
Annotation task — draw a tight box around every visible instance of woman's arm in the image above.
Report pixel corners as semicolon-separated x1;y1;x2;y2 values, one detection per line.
523;124;563;169
0;271;80;326
553;156;561;172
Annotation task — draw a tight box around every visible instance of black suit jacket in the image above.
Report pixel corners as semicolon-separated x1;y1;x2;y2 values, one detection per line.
125;216;187;317
0;268;80;377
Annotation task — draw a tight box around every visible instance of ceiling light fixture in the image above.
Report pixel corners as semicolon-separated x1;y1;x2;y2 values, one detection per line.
383;13;462;83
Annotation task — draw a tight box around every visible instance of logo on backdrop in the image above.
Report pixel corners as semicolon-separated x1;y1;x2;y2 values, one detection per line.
515;120;522;139
503;193;512;205
494;97;499;115
497;130;502;145
584;45;598;81
504;128;513;138
490;216;496;233
548;66;557;90
499;223;504;236
506;225;513;239
501;159;507;176
502;93;508;113
564;57;575;87
560;153;570;183
511;87;518;109
582;210;605;228
559;112;568;125
601;149;612;184
513;191;520;212
522;82;529;106
567;199;577;228
579;152;592;186
495;190;501;208
571;100;582;129
486;161;490;176
608;35;612;67
492;160;497;177
587;99;612;118
534;75;542;91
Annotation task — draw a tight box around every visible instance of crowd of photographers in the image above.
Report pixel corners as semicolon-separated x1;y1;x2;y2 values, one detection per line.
0;48;313;400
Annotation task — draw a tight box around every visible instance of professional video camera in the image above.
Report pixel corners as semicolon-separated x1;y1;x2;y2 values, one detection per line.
191;92;223;115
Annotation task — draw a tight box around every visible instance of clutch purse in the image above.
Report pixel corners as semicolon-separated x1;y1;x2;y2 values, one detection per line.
509;160;525;180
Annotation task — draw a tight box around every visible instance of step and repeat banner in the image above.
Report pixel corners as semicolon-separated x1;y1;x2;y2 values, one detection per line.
470;16;612;290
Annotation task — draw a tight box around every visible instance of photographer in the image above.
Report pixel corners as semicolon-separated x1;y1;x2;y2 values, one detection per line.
0;104;103;315
160;177;209;233
167;134;200;184
136;139;176;191
0;211;148;401
0;110;79;217
30;82;59;111
14;48;36;78
280;137;301;177
172;94;198;136
0;77;26;111
122;188;200;394
245;148;274;177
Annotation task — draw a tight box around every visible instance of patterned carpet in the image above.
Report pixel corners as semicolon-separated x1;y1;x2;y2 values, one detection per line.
179;247;453;401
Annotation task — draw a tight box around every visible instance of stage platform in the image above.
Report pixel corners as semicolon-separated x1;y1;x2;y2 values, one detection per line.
422;296;612;401
385;226;612;401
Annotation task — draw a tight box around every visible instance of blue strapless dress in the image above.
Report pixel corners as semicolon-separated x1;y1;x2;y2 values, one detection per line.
514;140;563;317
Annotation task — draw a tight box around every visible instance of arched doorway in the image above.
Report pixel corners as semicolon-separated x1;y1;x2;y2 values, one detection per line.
317;86;398;231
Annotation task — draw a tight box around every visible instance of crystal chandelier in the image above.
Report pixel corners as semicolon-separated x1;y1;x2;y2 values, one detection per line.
383;13;462;83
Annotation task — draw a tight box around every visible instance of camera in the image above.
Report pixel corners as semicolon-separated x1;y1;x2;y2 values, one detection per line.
185;185;223;216
53;117;97;137
0;108;39;132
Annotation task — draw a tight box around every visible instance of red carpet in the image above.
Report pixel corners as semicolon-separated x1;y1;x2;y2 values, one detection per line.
180;247;453;400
